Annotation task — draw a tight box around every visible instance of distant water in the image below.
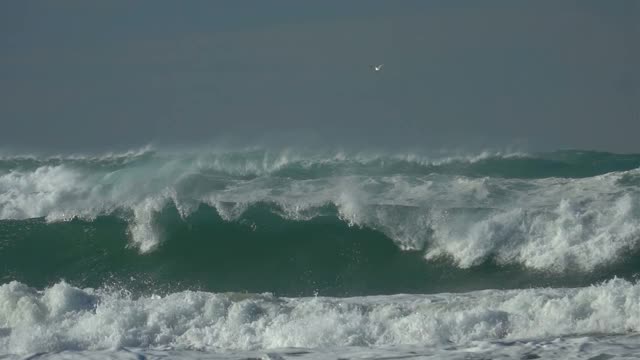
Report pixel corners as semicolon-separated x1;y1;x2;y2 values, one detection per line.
2;147;640;359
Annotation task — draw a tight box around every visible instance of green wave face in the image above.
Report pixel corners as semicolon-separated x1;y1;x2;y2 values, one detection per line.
4;204;640;297
2;148;640;296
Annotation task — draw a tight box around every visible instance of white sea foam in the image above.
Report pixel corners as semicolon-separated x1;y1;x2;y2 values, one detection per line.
0;150;639;273
5;337;640;360
1;279;640;357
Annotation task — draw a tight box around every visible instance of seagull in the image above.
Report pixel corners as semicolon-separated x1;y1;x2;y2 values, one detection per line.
370;64;384;72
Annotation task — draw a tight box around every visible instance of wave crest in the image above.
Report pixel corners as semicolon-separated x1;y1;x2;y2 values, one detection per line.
1;149;640;273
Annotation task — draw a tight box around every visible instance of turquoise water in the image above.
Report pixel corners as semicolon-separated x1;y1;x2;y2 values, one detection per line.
2;147;640;357
3;203;640;297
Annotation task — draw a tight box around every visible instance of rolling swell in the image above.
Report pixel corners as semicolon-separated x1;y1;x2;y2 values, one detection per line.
0;203;521;296
3;202;640;297
2;148;640;296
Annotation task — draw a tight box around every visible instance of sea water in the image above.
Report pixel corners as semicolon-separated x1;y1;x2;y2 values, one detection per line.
2;147;640;359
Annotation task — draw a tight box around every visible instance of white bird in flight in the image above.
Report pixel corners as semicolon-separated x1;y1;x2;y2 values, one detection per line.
370;64;384;72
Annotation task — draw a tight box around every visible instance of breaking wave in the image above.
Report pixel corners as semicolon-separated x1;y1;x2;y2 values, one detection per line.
2;148;640;272
2;278;640;355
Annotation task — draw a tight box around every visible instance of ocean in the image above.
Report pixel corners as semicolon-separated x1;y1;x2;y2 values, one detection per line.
2;147;640;359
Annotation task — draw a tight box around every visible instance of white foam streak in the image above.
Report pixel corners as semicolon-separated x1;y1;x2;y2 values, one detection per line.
128;196;169;252
0;145;155;163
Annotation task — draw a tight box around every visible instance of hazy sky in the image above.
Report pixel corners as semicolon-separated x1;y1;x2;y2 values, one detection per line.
1;1;638;153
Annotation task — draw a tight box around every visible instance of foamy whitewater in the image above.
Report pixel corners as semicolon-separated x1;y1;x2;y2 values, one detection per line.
2;147;640;359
